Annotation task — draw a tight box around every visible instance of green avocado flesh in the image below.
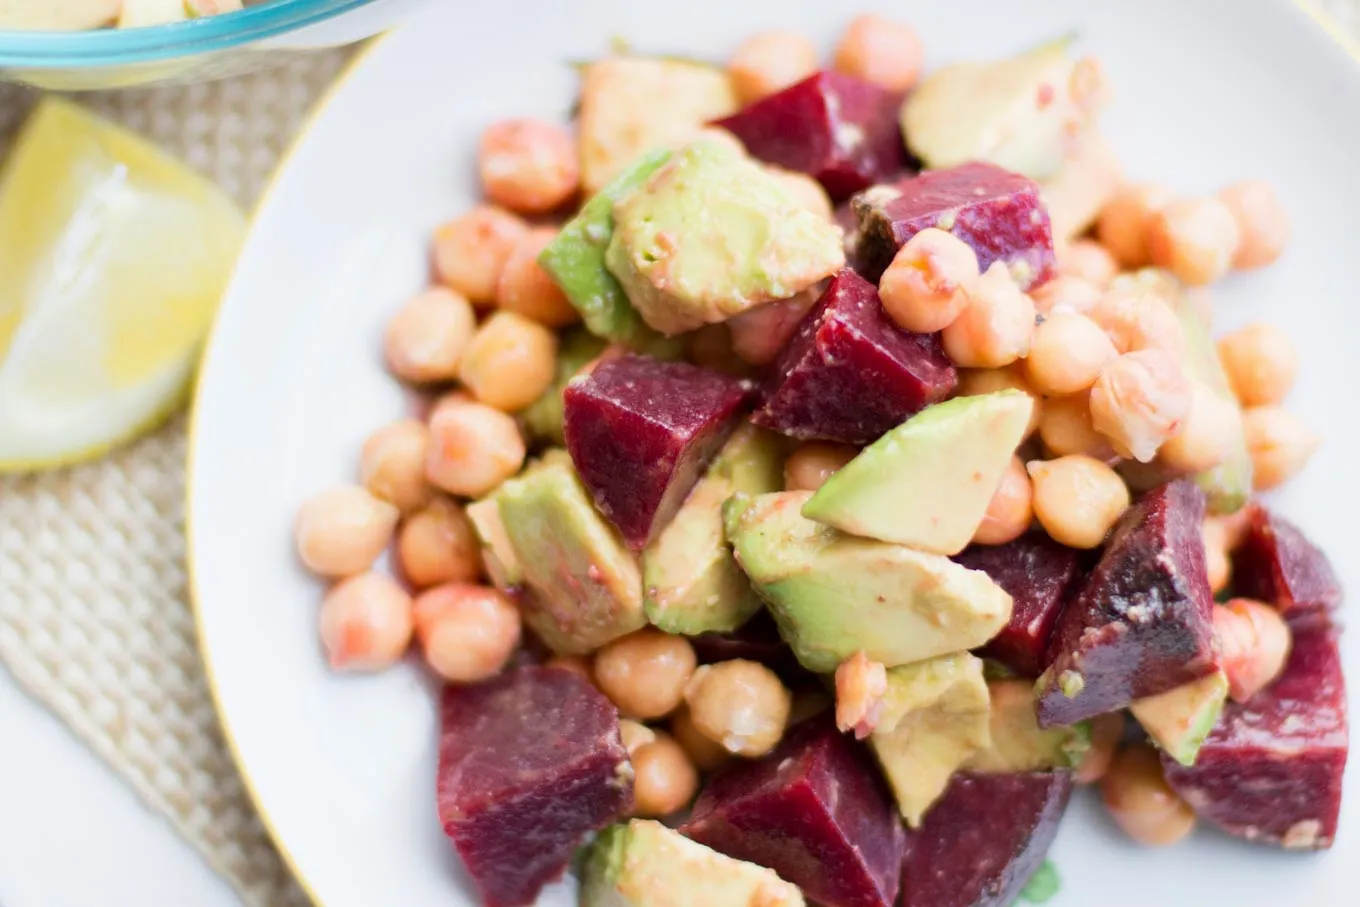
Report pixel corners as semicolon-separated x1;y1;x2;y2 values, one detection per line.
1130;669;1229;766
966;679;1090;772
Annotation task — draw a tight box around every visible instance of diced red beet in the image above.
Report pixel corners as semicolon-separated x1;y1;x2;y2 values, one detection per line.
955;532;1082;677
690;610;811;683
850;162;1057;288
899;771;1073;907
1037;481;1218;727
564;354;754;549
1163;628;1348;850
436;667;632;907
1232;502;1342;629
751;269;956;445
682;715;906;907
715;71;910;201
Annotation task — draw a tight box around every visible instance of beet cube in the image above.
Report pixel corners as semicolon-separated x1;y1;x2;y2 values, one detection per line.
715;71;910;201
955;532;1082;678
899;772;1073;907
1232;502;1342;629
850;162;1056;288
751;269;956;445
564;354;754;549
1163;628;1348;849
1037;481;1218;727
682;715;906;907
436;667;632;907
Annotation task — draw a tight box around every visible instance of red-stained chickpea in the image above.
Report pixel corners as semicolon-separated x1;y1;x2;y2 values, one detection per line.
496;228;580;329
728;30;820;104
834;651;888;739
594;629;698;720
360;420;434;515
477;118;579;215
1216;323;1299;408
942;262;1036;368
684;660;792;758
728;289;820;366
432;205;529;304
669;706;731;771
879;228;981;333
425;399;526;498
1100;745;1198;846
383;287;477;384
546;654;595;684
631;732;700;818
1088;288;1184;355
785;441;859;492
1075;712;1126;785
833;13;924;92
1096;183;1174;268
1089;350;1192;463
413;583;522;683
1027;456;1130;549
295;486;399;578
973;455;1034;546
1159;383;1241;474
1219;180;1289;270
1030;276;1103;316
1146;197;1241;287
1202;518;1232;597
1037;392;1115;460
1059;240;1119;287
458;311;558;412
1214;598;1293;703
319;572;414;672
397;497;483;589
1025;312;1118;396
956;366;1043;439
1242;406;1320;491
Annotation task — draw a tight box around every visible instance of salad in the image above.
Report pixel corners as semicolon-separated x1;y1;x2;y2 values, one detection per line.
0;0;255;30
290;13;1347;907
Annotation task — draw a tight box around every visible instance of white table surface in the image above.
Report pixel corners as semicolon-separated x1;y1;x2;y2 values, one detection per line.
0;668;242;907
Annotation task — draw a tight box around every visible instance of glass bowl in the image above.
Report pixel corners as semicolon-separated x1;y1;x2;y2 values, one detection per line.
0;0;418;90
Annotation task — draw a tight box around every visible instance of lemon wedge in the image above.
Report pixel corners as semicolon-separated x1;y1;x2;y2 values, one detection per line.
0;98;246;472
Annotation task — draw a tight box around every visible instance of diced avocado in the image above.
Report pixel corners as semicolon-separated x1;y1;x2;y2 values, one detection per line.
729;492;1013;672
519;329;610;444
802;390;1034;555
643;425;785;635
582;820;805;907
966;679;1090;773
902;35;1101;181
1130;669;1229;767
496;453;645;654
578;56;738;195
465;496;522;591
868;652;992;827
605;142;846;335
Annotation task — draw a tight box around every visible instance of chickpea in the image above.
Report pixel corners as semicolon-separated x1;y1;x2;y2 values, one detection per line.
769;167;834;220
1159;383;1241;474
432;205;529;304
1146;197;1241;287
1027;455;1130;549
1089;350;1192;463
631;732;700;818
956;366;1043;439
318;572;414;671
833;13;924;92
1024;312;1118;396
1219;180;1289;270
1214;598;1293;703
594;629;698;720
1088;288;1184;355
495;228;580;329
383;287;477;384
413;583;522;683
1030;276;1102;316
690;126;748;157
973;455;1034;546
1096;183;1174;268
941;261;1037;369
397;497;482;589
669;706;731;770
878;228;981;334
618;719;656;756
685;324;750;377
425;399;526;498
546;654;595;683
477;118;579;215
295;485;399;578
1100;745;1198;846
1216;323;1299;408
1058;240;1119;287
834;651;887;739
1038;392;1115;460
360;420;434;515
728;288;820;366
684;660;792;758
1075;712;1126;785
1202;518;1232;596
728;30;820;103
458;311;558;412
785;441;859;492
1242;406;1320;491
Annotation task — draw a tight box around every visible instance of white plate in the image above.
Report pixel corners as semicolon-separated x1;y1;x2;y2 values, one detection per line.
188;1;1360;904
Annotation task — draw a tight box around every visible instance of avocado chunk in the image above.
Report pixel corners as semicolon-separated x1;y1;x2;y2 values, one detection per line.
582;820;805;907
1130;669;1229;767
867;652;992;826
643;424;784;635
729;492;1013;672
465;496;523;591
901;35;1102;181
605;141;846;335
518;329;610;444
496;454;645;654
802;390;1033;554
966;679;1089;773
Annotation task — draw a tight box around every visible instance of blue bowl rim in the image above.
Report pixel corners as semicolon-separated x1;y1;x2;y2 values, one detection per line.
0;0;376;67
